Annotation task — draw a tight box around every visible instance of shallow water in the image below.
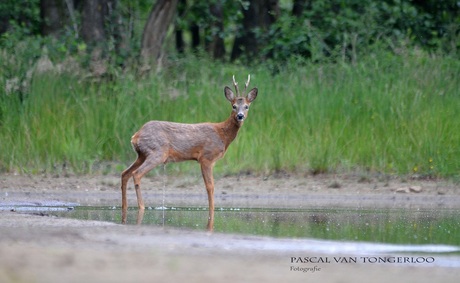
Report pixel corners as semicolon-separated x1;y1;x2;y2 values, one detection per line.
4;201;460;266
3;201;459;247
42;205;459;247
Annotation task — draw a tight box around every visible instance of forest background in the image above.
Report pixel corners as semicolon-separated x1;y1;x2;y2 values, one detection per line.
0;0;459;180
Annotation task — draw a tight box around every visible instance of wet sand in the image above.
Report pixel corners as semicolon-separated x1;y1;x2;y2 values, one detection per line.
1;173;459;282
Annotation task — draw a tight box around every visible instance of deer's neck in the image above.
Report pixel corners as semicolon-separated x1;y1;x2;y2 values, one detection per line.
217;116;242;149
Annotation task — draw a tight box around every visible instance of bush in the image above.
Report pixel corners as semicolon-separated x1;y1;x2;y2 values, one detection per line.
260;0;459;63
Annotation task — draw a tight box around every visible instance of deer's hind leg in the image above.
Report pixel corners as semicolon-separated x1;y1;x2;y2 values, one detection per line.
121;153;146;224
132;150;167;210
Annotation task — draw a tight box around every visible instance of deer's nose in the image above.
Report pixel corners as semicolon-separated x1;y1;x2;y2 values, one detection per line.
236;113;245;121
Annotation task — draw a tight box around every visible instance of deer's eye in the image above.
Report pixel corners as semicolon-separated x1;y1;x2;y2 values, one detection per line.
232;105;237;110
244;105;249;110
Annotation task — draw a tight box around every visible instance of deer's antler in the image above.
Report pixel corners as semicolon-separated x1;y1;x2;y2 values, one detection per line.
232;75;240;96
243;74;251;96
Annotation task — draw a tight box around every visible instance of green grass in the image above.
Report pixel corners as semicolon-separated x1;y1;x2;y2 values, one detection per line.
0;51;459;178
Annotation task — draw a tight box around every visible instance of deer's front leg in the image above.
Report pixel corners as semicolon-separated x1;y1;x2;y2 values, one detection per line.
200;161;215;231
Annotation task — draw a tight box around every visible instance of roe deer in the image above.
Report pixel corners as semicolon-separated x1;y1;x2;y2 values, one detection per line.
121;75;258;230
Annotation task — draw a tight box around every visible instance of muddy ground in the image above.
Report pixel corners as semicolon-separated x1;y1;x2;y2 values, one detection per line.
1;173;459;283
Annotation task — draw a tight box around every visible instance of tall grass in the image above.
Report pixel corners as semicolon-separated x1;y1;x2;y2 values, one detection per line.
0;51;459;178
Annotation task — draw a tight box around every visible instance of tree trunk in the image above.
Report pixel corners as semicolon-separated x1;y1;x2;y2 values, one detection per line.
175;29;185;54
81;0;109;45
0;15;8;35
40;0;69;37
79;0;112;76
175;0;186;53
108;0;131;65
231;0;279;61
190;23;200;50
206;1;225;59
292;0;309;17
141;0;179;65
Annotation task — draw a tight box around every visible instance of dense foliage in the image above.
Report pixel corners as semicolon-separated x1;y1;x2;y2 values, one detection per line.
1;0;458;65
263;1;459;62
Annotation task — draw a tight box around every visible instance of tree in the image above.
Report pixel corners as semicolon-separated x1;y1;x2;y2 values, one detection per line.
174;0;204;54
175;0;186;53
141;0;178;66
206;0;225;59
231;0;279;61
40;0;68;37
292;0;309;17
80;0;112;45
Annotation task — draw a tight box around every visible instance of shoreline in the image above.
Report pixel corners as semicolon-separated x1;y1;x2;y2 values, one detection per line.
1;173;459;283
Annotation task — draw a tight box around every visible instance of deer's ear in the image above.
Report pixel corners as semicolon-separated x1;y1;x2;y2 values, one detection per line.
224;86;235;102
247;88;258;103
